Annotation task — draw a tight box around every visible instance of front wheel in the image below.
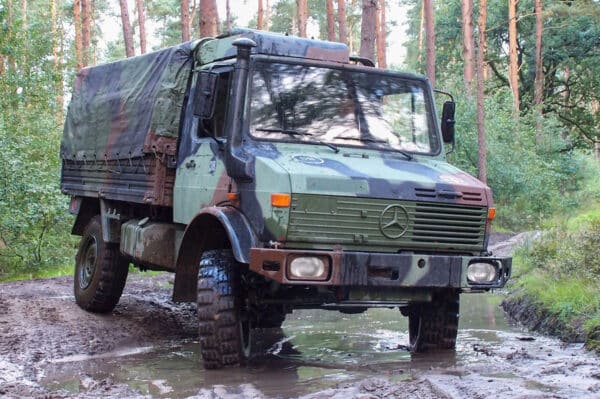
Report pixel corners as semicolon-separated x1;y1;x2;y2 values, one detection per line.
197;249;251;369
74;216;129;313
407;289;460;352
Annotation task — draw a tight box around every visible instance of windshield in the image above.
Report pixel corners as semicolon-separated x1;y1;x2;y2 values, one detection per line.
249;61;439;154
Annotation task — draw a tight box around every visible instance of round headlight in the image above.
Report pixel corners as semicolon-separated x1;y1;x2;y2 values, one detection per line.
289;257;327;279
467;262;497;283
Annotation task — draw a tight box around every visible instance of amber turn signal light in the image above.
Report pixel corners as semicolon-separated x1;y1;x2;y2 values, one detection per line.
487;207;496;220
271;193;291;208
227;192;239;201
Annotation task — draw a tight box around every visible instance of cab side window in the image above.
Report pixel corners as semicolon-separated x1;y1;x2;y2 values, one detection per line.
197;71;231;139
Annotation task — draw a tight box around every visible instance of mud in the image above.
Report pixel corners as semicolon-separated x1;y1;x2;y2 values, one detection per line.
1;233;599;398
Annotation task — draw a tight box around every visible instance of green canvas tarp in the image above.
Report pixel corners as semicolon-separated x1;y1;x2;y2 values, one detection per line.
61;42;195;161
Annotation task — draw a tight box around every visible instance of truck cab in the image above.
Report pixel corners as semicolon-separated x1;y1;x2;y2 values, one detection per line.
61;29;511;369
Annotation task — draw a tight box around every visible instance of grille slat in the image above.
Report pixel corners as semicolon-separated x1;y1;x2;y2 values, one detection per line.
288;194;486;251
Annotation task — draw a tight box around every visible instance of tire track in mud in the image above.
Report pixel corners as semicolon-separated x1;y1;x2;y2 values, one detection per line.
0;233;599;398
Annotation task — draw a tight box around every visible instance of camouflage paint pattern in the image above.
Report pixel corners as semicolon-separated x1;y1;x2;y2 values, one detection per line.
60;28;511;298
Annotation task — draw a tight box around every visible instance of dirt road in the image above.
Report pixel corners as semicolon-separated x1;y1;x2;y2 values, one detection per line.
1;234;599;398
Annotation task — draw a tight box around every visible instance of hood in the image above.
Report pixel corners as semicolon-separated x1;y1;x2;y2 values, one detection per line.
267;147;492;207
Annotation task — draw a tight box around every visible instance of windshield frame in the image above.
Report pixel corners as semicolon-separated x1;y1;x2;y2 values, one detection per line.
243;55;443;157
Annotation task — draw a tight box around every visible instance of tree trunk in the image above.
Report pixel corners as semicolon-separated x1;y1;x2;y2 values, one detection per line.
326;0;336;41
51;0;63;121
424;0;436;87
417;0;424;66
199;0;219;37
534;0;543;141
119;0;135;57
477;0;487;183
81;0;91;65
376;0;387;68
74;0;83;69
338;0;348;44
461;0;475;96
182;0;190;41
508;0;520;113
136;0;147;52
226;0;232;31
258;0;264;30
297;0;307;37
360;0;376;61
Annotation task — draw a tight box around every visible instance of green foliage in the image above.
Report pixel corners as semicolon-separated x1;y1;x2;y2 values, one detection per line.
0;0;77;280
442;80;596;230
511;212;600;350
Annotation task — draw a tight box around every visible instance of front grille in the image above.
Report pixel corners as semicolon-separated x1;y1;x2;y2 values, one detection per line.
287;194;486;251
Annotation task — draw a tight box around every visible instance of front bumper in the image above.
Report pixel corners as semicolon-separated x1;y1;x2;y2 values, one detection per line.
249;248;511;290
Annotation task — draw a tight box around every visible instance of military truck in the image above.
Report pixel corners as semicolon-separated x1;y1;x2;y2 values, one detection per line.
61;29;511;369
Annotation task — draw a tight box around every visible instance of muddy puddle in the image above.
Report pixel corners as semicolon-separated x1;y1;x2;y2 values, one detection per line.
36;291;600;398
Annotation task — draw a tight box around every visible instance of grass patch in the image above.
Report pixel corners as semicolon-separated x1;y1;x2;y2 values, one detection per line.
510;209;600;352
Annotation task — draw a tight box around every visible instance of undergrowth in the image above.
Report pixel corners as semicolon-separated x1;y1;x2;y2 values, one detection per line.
511;207;600;352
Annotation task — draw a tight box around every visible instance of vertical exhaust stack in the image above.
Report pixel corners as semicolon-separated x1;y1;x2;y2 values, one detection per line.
225;37;257;181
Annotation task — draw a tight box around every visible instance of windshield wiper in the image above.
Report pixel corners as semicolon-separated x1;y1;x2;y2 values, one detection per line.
255;127;312;136
333;136;413;160
256;127;339;153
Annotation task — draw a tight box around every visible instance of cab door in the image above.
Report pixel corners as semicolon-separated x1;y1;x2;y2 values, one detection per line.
173;66;233;224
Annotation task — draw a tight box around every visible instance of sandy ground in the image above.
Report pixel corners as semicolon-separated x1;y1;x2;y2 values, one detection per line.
1;233;599;398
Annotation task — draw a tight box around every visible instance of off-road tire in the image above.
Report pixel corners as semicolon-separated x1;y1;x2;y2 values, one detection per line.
197;249;250;369
408;289;460;352
74;216;129;313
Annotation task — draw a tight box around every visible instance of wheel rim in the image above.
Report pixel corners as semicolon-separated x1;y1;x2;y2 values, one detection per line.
79;236;97;290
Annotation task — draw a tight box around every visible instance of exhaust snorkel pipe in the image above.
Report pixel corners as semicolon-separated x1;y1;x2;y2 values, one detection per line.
225;37;257;182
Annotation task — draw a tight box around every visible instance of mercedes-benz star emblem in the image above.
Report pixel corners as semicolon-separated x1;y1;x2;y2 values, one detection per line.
379;204;409;239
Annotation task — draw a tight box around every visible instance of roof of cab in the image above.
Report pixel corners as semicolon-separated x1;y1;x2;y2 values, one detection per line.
196;28;350;65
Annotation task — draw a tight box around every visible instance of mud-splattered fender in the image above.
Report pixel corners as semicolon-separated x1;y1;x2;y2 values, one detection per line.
172;206;258;302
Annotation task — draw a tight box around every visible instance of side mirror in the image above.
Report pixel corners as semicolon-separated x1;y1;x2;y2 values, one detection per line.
193;71;219;119
441;101;456;144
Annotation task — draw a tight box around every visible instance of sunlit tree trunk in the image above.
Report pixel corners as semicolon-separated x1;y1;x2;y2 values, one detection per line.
534;0;544;142
376;0;387;68
182;0;190;41
81;0;91;65
477;0;487;183
508;0;520;113
338;0;347;44
74;0;83;69
326;0;336;41
199;0;219;37
137;0;147;52
297;0;307;37
461;0;475;96
51;0;64;121
119;0;135;57
417;0;424;66
258;0;264;30
424;0;436;87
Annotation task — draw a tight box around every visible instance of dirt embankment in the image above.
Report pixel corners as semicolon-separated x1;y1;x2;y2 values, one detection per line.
494;231;600;349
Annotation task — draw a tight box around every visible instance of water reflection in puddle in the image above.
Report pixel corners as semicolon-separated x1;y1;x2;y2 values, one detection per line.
41;293;526;397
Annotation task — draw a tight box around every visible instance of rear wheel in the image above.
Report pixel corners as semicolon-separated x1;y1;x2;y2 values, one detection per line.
408;290;460;352
74;216;129;313
197;249;251;369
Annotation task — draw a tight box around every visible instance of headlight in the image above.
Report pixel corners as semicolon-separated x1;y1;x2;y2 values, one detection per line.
288;256;329;280
467;262;498;284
